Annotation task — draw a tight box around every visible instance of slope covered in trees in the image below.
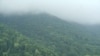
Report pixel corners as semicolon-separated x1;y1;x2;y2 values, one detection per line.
0;13;100;56
0;24;57;56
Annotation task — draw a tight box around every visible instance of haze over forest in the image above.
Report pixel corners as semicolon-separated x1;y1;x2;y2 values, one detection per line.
0;0;100;56
0;0;100;25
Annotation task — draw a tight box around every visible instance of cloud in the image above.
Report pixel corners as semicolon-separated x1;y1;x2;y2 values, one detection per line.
0;0;100;24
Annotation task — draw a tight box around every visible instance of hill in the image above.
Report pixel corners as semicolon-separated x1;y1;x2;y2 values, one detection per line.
0;13;100;56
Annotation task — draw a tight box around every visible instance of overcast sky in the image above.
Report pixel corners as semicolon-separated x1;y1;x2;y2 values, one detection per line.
0;0;100;24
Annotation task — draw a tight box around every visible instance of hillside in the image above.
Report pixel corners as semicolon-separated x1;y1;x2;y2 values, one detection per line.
0;24;58;56
0;13;100;56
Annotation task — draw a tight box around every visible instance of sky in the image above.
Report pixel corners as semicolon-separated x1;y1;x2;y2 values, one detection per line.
0;0;100;24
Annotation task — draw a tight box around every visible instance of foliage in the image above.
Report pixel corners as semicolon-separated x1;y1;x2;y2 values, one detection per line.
0;13;100;56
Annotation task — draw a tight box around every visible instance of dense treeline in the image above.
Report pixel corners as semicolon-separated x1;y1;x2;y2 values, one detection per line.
0;24;58;56
0;13;100;56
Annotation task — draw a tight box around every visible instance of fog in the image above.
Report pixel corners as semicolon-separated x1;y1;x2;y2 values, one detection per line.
0;0;100;24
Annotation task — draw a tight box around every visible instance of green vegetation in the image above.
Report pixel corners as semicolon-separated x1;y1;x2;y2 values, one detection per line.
0;24;57;56
0;13;100;56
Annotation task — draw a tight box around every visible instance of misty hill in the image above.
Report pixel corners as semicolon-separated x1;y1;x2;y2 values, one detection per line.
0;13;100;56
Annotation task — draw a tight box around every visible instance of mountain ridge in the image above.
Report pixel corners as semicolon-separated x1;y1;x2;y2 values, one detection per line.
0;13;100;56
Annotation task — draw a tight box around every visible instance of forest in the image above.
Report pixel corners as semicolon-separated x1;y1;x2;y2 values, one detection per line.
0;13;100;56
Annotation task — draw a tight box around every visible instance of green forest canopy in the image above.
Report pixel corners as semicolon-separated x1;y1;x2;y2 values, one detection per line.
0;13;100;56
